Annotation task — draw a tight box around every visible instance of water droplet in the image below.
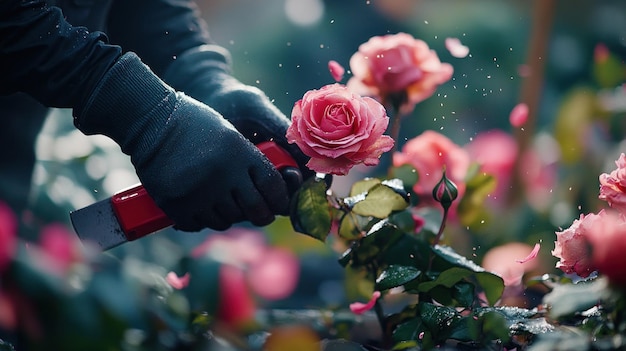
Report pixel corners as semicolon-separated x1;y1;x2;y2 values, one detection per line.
424;20;429;24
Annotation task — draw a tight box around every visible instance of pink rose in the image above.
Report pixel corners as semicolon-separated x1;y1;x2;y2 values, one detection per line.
393;131;470;210
585;210;626;287
286;83;394;175
552;212;599;278
599;153;626;214
347;32;453;115
38;223;83;274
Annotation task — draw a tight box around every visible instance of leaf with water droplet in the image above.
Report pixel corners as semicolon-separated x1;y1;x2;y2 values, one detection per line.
290;177;332;242
375;265;421;291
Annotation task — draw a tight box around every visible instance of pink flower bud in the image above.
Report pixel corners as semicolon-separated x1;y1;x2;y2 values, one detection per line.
432;170;458;209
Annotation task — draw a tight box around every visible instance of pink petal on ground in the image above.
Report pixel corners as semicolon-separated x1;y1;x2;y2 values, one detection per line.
445;37;469;58
166;272;190;290
516;243;541;264
349;291;381;315
509;103;529;127
328;60;345;82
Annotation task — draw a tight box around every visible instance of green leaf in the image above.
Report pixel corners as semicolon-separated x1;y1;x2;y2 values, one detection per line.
352;183;410;218
389;164;419;190
338;212;372;240
543;277;613;320
457;171;496;227
392;317;425;344
350;221;405;267
320;339;369;351
431;245;486;272
554;87;599;164
418;302;463;343
418;267;473;292
429;247;504;305
376;265;421;291
475;271;505;306
290;177;332;241
349;177;381;196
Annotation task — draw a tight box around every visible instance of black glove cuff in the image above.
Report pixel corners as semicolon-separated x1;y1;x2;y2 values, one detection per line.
161;44;233;95
74;52;178;155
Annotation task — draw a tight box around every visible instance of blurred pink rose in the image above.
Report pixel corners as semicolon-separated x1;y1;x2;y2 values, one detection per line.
599;153;626;214
393;131;470;210
286;83;394;175
217;264;256;328
552;212;599;278
191;228;300;301
38;223;83;274
585;210;626;287
247;247;300;300
483;242;540;287
0;202;17;272
465;129;518;201
347;32;453;115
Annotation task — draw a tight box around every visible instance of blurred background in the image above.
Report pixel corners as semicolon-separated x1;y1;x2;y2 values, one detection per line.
27;0;626;309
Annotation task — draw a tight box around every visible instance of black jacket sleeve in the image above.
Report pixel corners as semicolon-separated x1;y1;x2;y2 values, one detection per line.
106;0;219;78
0;0;122;109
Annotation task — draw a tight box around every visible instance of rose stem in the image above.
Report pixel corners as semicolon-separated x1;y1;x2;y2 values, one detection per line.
507;0;556;206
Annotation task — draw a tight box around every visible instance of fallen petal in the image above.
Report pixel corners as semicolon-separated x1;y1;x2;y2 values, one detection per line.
509;103;529;127
516;243;541;264
349;291;381;315
445;37;469;58
328;60;345;82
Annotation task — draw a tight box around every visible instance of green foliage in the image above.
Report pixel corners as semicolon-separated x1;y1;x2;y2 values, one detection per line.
290;176;333;241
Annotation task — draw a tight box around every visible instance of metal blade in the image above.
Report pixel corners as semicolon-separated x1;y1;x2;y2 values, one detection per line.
70;198;128;250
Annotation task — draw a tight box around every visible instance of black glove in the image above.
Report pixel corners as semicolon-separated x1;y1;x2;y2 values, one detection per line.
74;52;290;231
161;45;315;184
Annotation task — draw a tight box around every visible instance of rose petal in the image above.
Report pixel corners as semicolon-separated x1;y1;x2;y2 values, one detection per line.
166;272;190;290
349;291;381;315
445;37;469;58
328;60;345;82
516;243;541;264
509;103;528;127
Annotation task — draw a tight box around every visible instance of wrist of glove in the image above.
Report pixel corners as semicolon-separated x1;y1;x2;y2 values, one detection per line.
74;52;289;231
162;45;315;183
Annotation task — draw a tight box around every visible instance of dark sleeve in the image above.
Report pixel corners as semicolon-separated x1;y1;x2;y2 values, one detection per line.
106;0;213;77
0;0;122;109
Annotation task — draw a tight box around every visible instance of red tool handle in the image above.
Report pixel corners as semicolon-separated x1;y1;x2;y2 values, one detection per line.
112;141;298;240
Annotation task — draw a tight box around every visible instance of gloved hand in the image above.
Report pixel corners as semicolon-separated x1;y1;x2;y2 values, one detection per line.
161;45;316;186
74;52;290;231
